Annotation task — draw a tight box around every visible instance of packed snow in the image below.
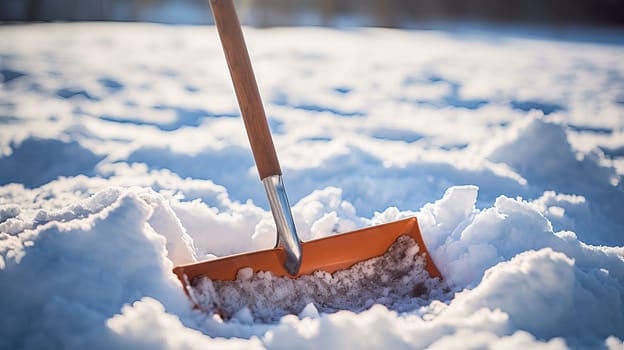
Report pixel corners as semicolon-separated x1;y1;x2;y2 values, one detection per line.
191;235;447;322
1;23;623;350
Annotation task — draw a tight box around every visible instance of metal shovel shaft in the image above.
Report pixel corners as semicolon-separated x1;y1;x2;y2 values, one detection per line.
263;175;302;275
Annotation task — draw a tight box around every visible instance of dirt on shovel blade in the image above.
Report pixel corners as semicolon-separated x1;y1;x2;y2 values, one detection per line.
189;235;448;322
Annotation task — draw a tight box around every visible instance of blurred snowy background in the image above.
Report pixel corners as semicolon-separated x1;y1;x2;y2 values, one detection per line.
2;0;624;28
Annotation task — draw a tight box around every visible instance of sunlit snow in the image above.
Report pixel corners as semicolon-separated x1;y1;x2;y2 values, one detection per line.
1;23;623;350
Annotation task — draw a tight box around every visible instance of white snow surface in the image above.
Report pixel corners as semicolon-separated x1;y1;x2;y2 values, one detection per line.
1;23;624;349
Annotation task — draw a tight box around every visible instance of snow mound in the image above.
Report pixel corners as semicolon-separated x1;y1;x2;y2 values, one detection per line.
485;115;618;190
0;189;191;350
446;248;624;340
485;114;624;245
191;235;446;322
107;297;265;350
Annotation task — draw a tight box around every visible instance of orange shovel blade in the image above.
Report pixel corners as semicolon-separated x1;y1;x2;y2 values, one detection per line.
173;217;441;290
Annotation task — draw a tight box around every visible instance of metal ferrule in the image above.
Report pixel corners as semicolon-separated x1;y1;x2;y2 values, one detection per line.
262;175;302;275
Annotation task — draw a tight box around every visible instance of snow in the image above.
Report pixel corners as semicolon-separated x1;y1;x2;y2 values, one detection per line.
191;236;446;322
1;23;624;349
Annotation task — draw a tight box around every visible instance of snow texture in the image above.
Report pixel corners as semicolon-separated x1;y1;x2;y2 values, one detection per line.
191;235;447;322
1;23;623;349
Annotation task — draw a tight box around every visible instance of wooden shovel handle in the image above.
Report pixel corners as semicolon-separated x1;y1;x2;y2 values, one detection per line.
210;0;281;179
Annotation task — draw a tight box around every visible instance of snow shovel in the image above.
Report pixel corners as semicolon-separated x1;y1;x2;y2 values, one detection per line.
173;0;441;291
